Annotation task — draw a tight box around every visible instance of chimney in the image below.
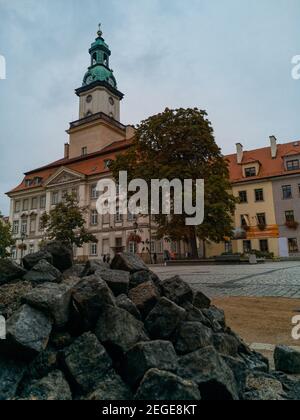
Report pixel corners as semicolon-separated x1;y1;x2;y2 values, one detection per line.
236;143;244;164
64;143;70;159
270;135;277;159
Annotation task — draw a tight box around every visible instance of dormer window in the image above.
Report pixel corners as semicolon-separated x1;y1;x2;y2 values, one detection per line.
25;179;32;187
34;177;42;185
286;159;300;171
245;167;256;178
104;159;113;169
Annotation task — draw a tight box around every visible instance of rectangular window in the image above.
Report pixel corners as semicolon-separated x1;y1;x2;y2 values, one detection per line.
257;213;267;225
21;219;27;235
115;206;123;223
31;197;37;210
15;201;20;213
245;167;256;178
287;160;300;171
51;192;59;205
23;199;29;211
243;240;252;254
90;210;98;226
30;218;36;233
13;221;19;235
90;243;98;256
90;184;99;200
241;214;250;228
288;238;299;253
225;241;233;254
29;244;35;254
115;238;123;248
285;210;295;222
40;195;46;209
11;247;17;260
255;189;264;202
128;241;137;254
282;185;293;200
238;191;247;203
259;240;269;253
81;147;88;156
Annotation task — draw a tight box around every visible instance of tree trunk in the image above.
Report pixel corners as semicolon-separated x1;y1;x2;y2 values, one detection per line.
189;227;199;259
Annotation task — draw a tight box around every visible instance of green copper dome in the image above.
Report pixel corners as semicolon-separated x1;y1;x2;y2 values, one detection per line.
82;24;118;89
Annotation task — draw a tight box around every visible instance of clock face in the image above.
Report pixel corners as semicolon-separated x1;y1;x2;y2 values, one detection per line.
86;95;93;103
109;97;114;106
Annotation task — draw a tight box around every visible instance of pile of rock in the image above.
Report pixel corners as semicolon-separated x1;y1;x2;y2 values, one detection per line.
0;243;300;401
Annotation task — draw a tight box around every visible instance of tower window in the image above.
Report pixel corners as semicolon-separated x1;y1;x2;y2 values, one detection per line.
92;53;97;65
103;54;108;66
109;97;114;106
86;95;93;103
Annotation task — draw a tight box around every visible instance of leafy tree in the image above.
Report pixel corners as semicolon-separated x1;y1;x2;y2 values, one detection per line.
111;108;236;258
41;194;98;248
0;213;15;259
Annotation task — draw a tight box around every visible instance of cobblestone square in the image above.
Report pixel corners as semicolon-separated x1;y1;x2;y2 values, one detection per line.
153;262;300;299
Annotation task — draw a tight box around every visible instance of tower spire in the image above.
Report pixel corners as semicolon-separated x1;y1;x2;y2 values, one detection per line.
97;23;103;38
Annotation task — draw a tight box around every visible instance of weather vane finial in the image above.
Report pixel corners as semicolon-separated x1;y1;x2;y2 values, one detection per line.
97;23;103;37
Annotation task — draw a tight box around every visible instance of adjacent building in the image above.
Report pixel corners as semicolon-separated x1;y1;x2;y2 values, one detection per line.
207;137;300;258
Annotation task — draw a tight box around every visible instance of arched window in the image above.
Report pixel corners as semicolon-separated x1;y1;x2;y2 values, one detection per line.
92;53;97;66
103;54;108;66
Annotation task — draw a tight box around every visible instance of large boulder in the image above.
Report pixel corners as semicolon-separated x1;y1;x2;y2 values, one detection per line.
22;283;72;329
95;305;149;358
128;281;160;318
173;322;213;355
22;251;53;271
135;369;201;401
243;372;284;401
0;260;26;286
116;294;141;320
212;333;240;357
177;346;239;400
161;276;193;306
23;260;62;285
274;345;300;374
202;306;226;331
71;274;116;330
87;372;132;401
111;252;149;273
145;298;186;340
61;332;112;395
81;260;110;277
0;355;26;400
97;269;130;296
22;349;58;383
19;370;72;401
0;280;33;319
0;304;53;360
129;270;161;290
125;340;178;387
42;241;73;272
193;290;211;310
63;264;85;280
240;351;269;373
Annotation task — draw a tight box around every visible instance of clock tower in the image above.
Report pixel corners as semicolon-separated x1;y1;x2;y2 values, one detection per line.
76;25;124;121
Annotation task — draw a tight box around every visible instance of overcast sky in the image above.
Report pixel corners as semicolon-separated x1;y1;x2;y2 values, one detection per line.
0;0;299;214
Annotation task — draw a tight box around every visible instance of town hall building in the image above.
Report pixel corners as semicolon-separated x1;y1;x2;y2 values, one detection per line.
7;26;184;263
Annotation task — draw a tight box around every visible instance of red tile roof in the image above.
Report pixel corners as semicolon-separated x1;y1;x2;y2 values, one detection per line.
7;139;132;195
226;141;300;183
